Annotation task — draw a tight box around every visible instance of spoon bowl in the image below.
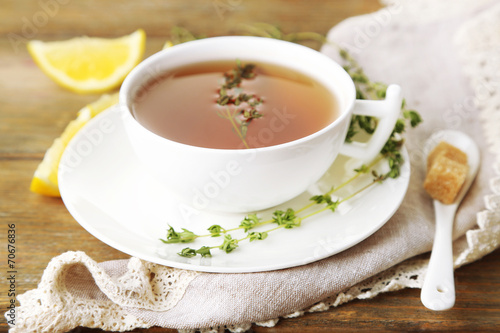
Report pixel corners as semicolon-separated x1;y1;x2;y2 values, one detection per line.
420;130;480;311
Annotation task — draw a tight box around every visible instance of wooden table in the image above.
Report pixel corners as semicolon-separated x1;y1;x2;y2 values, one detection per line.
1;0;499;332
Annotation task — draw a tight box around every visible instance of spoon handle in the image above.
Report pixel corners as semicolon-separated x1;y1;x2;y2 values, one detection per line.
420;200;457;311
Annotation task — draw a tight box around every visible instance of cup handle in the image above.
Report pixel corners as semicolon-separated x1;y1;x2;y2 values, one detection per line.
340;84;403;162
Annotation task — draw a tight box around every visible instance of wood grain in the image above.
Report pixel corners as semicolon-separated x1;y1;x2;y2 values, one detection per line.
1;0;499;332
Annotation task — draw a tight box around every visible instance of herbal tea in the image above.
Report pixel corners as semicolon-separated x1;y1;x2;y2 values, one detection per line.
132;60;339;149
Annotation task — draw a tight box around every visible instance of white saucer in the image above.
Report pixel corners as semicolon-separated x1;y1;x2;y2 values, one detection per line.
59;105;410;273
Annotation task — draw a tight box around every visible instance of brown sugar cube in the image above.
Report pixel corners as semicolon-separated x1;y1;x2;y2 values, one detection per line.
423;142;469;204
427;141;467;170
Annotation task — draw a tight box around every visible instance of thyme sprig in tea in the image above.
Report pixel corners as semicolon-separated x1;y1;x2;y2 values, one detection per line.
215;60;263;148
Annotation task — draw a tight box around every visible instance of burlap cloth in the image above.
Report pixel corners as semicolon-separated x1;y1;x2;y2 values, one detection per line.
8;0;500;332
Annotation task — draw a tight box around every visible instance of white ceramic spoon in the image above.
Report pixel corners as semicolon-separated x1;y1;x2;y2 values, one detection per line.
420;130;480;311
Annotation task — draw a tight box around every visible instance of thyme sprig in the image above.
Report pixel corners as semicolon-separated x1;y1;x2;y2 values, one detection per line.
160;154;396;258
215;60;263;148
160;25;423;258
163;26;203;48
238;22;327;48
339;49;422;144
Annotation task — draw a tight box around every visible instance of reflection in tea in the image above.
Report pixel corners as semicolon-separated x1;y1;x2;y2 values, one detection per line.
132;60;339;149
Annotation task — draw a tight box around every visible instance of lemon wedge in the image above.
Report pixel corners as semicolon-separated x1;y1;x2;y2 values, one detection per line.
30;93;119;196
27;29;145;94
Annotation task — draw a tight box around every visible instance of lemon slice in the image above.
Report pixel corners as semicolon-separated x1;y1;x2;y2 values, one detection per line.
30;93;119;196
27;29;145;94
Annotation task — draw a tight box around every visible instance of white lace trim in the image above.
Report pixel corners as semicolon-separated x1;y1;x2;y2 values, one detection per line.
454;1;500;160
451;0;500;266
10;251;199;333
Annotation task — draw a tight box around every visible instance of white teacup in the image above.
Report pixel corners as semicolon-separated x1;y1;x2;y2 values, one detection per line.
120;36;402;213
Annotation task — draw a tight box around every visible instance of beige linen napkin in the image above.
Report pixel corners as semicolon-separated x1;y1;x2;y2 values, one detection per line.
9;0;500;332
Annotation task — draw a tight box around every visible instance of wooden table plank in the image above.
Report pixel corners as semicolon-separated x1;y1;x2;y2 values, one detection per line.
1;0;499;332
0;0;382;38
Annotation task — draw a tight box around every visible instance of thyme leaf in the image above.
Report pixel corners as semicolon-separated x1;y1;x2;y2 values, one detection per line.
248;231;268;242
272;208;301;228
160;225;197;244
208;224;224;237
195;246;213;258
240;213;261;232
178;247;197;258
219;234;239;253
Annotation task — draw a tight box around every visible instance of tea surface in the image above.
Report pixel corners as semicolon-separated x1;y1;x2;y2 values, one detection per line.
132;60;339;149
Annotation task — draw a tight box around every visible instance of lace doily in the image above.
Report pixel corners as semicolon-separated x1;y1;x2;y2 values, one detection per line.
10;252;199;332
